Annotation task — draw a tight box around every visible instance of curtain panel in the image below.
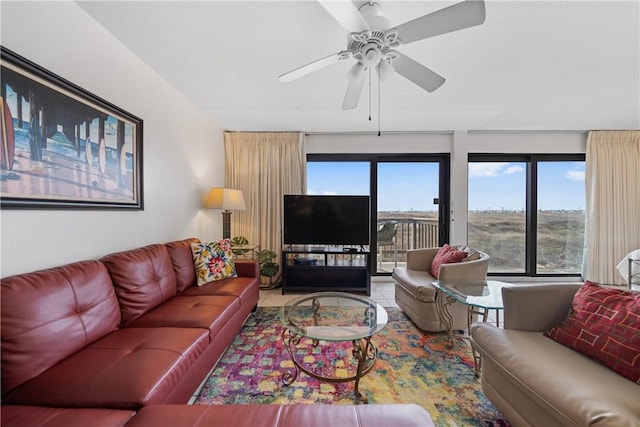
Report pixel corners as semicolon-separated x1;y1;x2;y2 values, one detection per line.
585;130;640;284
224;132;306;281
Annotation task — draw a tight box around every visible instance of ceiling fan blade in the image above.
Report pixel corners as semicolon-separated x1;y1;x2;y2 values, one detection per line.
318;0;370;33
392;53;446;93
342;64;366;110
377;60;394;82
279;52;348;83
395;0;486;45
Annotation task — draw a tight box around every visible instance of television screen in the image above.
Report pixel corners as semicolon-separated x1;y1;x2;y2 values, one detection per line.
283;195;370;245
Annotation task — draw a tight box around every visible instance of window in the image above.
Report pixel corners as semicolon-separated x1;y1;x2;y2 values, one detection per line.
536;161;585;274
468;161;527;273
468;155;585;276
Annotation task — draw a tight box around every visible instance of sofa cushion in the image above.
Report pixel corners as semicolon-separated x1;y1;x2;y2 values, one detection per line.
128;295;241;341
1;260;120;394
0;405;136;427
4;327;209;409
544;281;640;383
180;275;259;309
192;239;237;285
127;404;435;427
165;237;201;293
428;244;468;279
101;244;178;327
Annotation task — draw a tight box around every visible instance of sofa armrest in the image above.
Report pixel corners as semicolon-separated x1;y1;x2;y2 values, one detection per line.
234;259;259;278
438;253;490;283
406;248;439;271
502;284;582;332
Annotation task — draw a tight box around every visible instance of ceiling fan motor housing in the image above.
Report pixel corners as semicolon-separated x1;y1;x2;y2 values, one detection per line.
348;2;401;69
348;30;400;68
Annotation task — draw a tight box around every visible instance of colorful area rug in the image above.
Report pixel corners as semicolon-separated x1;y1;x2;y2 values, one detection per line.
195;307;510;427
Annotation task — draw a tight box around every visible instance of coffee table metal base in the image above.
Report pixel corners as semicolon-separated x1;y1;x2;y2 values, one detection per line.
280;328;377;404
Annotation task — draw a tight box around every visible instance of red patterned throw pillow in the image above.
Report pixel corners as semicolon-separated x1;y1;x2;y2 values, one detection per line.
429;244;468;279
544;281;640;383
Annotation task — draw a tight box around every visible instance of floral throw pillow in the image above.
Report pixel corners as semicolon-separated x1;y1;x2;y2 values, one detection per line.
191;239;237;286
544;281;640;383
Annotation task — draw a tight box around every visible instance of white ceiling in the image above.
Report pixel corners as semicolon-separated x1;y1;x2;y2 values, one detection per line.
77;0;640;133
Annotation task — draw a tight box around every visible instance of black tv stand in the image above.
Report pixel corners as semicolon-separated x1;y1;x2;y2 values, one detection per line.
281;248;371;295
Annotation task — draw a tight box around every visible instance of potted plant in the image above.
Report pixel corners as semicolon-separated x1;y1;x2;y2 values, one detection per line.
231;236;280;289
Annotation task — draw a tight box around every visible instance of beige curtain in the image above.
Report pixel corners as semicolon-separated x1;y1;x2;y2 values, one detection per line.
224;132;306;278
585;130;640;284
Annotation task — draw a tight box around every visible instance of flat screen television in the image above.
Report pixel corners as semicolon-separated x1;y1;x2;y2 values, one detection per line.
283;195;370;246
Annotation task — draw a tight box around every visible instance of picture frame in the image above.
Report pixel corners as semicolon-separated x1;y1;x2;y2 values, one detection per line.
0;46;143;210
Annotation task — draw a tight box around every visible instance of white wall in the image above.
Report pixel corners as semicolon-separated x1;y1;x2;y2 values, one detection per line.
306;131;587;245
1;1;225;277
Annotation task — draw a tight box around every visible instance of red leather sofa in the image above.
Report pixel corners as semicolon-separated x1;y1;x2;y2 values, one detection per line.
1;238;258;409
1;403;434;426
1;238;435;426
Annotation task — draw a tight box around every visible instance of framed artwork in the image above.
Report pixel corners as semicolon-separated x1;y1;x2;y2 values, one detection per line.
0;46;143;209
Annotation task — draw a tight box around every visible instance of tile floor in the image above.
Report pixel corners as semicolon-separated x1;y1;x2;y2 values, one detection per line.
259;279;500;325
258;279;399;308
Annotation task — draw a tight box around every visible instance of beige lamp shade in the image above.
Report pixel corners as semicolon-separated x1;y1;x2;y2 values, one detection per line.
204;188;246;211
204;188;246;239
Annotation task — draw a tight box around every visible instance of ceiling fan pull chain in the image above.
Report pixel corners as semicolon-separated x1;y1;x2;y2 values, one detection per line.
368;68;372;121
378;65;381;137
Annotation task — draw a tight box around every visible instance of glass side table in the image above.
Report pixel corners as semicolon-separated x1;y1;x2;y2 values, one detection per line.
433;280;510;374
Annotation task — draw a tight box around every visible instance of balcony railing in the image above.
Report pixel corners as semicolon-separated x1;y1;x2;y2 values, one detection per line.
377;217;439;269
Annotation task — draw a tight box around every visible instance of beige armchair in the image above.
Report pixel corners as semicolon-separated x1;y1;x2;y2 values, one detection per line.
392;247;490;332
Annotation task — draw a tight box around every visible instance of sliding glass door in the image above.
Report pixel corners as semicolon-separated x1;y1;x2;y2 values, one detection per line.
307;154;449;275
376;162;442;273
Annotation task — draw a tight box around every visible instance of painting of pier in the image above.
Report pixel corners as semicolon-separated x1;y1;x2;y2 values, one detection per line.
0;47;143;209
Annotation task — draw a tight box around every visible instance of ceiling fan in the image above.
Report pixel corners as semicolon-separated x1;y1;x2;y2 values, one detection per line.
279;0;486;110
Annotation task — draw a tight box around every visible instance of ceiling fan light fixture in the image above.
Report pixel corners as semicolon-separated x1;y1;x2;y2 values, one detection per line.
360;42;382;68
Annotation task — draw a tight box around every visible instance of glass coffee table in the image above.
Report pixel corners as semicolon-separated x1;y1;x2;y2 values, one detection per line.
280;292;388;403
433;280;509;373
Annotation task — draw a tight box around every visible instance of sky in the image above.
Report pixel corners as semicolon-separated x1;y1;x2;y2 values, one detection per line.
307;161;586;211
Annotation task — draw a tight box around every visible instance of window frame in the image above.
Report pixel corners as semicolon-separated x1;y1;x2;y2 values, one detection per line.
468;153;586;277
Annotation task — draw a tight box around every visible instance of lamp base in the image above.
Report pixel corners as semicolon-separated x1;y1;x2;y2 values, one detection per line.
222;211;232;239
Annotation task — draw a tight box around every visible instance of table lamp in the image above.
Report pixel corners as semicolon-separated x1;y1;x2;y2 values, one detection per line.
204;188;246;239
